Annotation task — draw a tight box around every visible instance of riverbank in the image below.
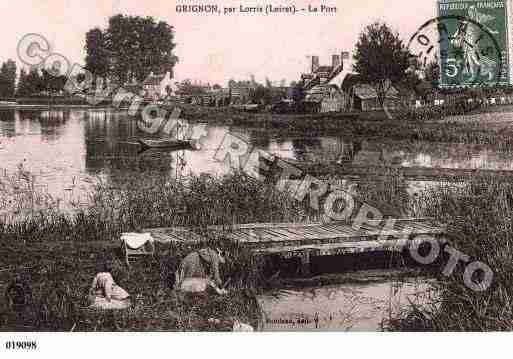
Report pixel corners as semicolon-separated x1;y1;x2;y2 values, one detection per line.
174;103;513;148
4;99;513;148
0;168;410;331
0;239;261;331
258;273;435;331
1;156;511;331
0;171;305;331
388;178;513;331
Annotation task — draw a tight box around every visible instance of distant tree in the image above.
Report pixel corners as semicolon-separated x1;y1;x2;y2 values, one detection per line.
424;60;440;89
177;79;206;95
353;22;410;106
250;85;270;104
16;67;43;96
0;59;17;98
41;69;67;95
212;84;222;90
250;84;286;105
228;79;236;89
16;68;27;97
399;57;423;95
291;82;305;103
84;28;110;80
87;14;178;84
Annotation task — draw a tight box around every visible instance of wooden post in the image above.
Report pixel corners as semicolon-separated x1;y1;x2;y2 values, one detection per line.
300;251;311;276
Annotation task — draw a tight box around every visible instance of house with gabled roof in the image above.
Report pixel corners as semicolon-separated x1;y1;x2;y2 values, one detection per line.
341;73;400;111
142;71;173;100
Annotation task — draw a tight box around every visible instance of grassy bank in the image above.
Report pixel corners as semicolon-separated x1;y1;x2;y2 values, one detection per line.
174;102;513;149
0;240;262;331
7;165;506;331
388;178;513;331
0;167;414;331
0;171;311;331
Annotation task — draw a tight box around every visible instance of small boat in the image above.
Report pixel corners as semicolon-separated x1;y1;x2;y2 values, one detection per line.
232;103;261;112
138;139;198;150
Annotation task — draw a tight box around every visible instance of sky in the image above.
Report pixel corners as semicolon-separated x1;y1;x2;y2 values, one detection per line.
0;0;438;86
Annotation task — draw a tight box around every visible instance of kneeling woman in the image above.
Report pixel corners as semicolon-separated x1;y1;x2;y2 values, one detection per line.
89;262;130;309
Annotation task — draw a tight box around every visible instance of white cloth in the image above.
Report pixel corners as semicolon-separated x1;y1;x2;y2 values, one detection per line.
121;232;154;250
89;272;131;310
178;278;227;295
232;320;254;332
89;297;131;310
90;272;130;300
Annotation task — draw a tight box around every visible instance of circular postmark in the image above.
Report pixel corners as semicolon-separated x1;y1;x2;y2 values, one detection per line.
384;15;504;120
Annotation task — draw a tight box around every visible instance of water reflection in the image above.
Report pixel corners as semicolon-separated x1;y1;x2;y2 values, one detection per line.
258;278;433;331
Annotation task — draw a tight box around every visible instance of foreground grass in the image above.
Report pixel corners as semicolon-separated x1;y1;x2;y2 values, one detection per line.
388;178;513;331
0;168;415;331
0;240;262;331
6;166;508;331
0;172;301;331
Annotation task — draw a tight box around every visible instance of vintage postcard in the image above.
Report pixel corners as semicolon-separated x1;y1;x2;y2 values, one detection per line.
1;0;513;353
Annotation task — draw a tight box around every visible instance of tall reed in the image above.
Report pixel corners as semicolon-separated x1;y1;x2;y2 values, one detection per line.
388;178;513;331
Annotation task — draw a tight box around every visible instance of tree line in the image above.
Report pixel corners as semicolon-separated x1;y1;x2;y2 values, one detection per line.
352;21;513;105
0;63;69;99
85;14;178;84
0;14;178;99
0;60;16;98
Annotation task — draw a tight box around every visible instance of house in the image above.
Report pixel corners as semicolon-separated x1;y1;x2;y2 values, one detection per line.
124;83;144;97
341;73;400;112
209;87;231;107
229;83;256;105
142;71;174;100
301;53;346;91
305;84;347;113
291;54;348;113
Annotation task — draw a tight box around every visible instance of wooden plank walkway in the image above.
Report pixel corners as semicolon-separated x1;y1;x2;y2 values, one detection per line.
145;218;446;273
145;218;444;257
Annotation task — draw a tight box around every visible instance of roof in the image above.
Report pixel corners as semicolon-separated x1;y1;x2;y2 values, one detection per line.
230;84;257;90
305;84;343;102
340;73;399;99
353;84;399;100
341;73;364;91
315;66;334;74
125;84;142;93
307;84;340;94
329;69;351;87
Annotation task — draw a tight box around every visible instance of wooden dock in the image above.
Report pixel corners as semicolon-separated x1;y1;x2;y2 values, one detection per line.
146;218;446;275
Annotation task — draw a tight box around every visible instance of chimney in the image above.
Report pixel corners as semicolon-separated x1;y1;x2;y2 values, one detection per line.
311;56;320;73
332;54;341;69
341;51;349;70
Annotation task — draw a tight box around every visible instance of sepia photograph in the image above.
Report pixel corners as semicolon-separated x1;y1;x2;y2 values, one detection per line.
0;0;513;356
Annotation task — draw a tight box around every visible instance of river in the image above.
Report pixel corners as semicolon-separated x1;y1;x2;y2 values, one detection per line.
257;273;434;331
2;108;513;208
0;108;508;330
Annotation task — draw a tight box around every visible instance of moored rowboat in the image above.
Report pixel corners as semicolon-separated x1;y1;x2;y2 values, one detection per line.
138;139;197;150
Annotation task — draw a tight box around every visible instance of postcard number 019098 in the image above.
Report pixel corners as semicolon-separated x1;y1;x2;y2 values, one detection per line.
4;340;38;350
